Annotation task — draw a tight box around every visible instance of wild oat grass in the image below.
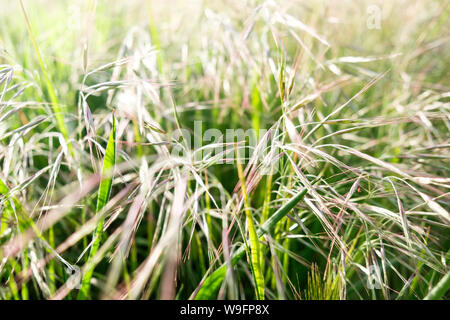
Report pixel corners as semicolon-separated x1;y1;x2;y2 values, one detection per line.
0;0;449;300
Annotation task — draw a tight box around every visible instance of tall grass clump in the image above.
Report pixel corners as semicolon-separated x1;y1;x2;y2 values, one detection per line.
0;0;449;300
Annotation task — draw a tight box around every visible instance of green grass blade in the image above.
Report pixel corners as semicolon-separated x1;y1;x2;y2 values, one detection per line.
194;248;246;300
95;116;116;214
78;115;116;299
259;188;308;235
424;271;450;300
194;265;226;300
18;0;70;146
251;71;262;138
235;153;264;299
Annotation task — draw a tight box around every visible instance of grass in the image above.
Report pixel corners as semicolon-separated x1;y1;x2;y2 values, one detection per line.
78;114;116;299
0;0;449;300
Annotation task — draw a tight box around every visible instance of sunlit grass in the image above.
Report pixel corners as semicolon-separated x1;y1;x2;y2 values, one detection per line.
0;0;449;300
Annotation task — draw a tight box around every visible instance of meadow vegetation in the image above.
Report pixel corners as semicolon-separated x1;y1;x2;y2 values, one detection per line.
0;0;449;299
